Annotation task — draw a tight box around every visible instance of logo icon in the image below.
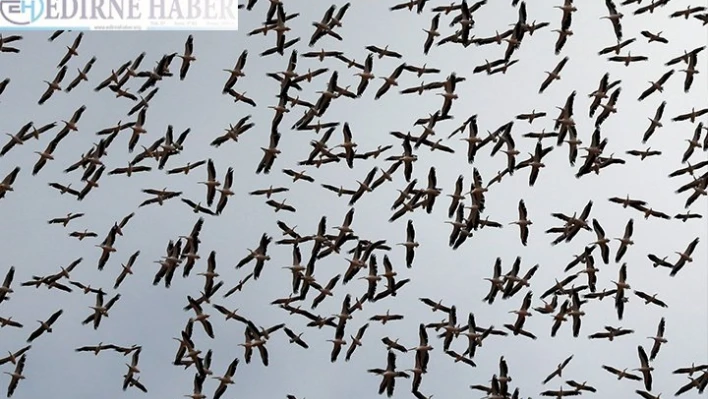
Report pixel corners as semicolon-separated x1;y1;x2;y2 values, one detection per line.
0;0;44;26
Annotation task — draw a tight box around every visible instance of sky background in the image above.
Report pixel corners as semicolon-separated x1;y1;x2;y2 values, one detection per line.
0;1;706;398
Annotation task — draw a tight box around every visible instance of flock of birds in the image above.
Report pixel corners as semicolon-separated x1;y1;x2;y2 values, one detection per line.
0;0;707;398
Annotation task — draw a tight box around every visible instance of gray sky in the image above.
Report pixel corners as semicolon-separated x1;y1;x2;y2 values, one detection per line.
0;1;706;398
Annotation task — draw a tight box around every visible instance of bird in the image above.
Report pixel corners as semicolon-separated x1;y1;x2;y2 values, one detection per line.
626;148;662;160
113;251;140;289
408;323;433;374
670;237;700;276
27;309;63;342
638;69;674;101
673;363;708;376
682;122;704;163
669;6;707;19
542;355;574;384
370;310;404;325
69;230;98;240
374;64;406;100
57;32;83;67
38;66;67;105
345;323;369;361
540;386;581;398
634;291;668;308
81;292;121;329
539;56;569;93
598;38;636;55
355;54;375;97
349;166;379;206
0;346;30;365
614;218;634;262
566;380;596;393
321;183;356;197
212;357;239;399
178;34;196;80
249;185;289;198
516;110;547;124
419;298;452;313
602;365;642;381
647;317;667;360
608;52;648;66
0;266;15;305
641;30;668;44
0;167;20;200
283;327;309;349
4;354;26;397
674;212;703;222
510;199;532;246
283;168;315;183
265;198;296;213
643;101;667;143
182;198;216;216
222;50;248;93
672;107;708;123
366;45;403;59
396;220;419;268
423;14;441;55
234;233;272;280
594;87;621;127
367;350;409;397
601;0;624;40
635;345;654;391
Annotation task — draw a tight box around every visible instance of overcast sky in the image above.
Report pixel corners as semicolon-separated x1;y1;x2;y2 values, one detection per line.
0;1;706;398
